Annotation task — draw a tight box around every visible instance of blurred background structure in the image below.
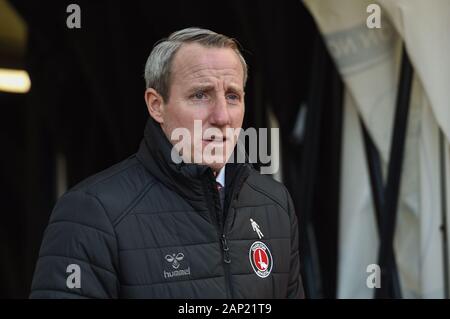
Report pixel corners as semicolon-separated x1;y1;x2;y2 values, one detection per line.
0;0;449;299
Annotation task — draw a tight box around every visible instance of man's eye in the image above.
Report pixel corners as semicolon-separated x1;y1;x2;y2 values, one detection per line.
192;92;207;100
226;93;240;101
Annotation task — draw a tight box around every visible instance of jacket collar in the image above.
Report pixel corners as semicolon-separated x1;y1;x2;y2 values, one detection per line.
136;118;251;218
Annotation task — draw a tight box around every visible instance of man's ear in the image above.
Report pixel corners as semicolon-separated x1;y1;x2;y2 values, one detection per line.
144;88;165;124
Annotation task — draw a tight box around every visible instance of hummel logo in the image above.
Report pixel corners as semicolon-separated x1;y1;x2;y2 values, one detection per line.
165;253;184;269
163;252;191;279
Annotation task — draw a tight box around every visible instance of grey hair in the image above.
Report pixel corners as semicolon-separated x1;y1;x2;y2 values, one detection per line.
144;27;248;102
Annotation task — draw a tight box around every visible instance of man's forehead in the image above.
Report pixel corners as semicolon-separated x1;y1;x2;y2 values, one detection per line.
171;43;244;83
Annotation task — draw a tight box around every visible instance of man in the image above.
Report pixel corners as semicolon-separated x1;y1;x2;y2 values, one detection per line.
30;27;304;298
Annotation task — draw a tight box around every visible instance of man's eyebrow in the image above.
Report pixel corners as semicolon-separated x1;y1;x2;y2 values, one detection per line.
186;83;244;94
227;84;244;93
187;84;215;93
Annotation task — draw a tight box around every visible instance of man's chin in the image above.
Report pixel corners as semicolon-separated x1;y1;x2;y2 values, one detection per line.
199;154;228;168
204;161;226;173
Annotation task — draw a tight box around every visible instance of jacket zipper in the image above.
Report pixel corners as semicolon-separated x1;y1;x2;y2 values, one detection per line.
205;170;234;298
220;232;233;298
207;166;249;299
215;182;233;299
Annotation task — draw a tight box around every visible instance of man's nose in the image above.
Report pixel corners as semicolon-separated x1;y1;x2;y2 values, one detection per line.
210;95;230;126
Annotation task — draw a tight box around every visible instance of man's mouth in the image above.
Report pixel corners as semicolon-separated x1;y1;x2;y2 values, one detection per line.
202;135;226;143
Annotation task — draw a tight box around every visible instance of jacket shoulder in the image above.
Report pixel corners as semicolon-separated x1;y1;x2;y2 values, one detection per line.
59;155;156;224
241;168;292;215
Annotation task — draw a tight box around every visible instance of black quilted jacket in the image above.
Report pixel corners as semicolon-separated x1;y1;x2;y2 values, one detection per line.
30;119;304;299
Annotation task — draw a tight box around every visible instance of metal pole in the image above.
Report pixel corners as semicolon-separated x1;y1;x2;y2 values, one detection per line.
376;46;413;299
360;121;402;298
439;129;449;298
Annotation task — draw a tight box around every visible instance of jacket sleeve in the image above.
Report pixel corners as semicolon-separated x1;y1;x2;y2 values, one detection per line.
29;190;120;299
286;189;305;299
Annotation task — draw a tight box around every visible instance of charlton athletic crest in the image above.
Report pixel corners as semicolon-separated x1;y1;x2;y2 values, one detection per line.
249;241;273;278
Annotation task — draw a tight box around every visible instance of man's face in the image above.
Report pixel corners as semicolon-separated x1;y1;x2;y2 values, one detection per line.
151;43;245;171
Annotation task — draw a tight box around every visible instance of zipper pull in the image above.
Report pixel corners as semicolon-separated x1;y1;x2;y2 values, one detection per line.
221;234;231;264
